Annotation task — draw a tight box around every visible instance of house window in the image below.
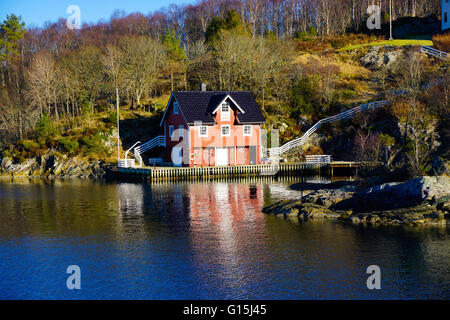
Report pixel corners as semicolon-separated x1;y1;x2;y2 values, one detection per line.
178;125;184;138
221;125;230;137
445;12;448;23
199;126;208;137
243;125;252;136
221;102;230;121
169;125;174;139
173;102;179;114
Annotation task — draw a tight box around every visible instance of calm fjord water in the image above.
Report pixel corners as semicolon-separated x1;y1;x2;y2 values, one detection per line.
0;178;449;300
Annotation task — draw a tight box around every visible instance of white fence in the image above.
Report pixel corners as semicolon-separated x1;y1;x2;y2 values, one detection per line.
118;159;135;168
305;155;332;164
421;46;449;60
268;100;390;157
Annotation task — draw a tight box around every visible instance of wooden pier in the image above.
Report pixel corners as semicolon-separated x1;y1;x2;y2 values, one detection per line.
116;161;359;182
329;161;359;177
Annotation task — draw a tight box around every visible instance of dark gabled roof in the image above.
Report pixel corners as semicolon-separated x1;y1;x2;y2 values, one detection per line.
162;91;265;125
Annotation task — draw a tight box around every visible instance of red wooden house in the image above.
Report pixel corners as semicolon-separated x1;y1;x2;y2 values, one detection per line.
159;88;266;167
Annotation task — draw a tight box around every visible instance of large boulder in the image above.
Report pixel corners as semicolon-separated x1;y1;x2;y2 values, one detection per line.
298;189;354;208
360;46;403;70
333;176;450;212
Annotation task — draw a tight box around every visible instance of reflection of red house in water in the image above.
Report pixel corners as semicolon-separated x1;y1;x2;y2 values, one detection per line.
159;87;266;167
187;183;263;228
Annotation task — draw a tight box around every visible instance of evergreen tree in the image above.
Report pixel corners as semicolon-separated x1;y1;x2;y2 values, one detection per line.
162;28;186;91
0;14;26;85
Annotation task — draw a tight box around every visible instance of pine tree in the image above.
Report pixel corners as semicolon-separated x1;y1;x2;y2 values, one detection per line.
162;28;186;91
0;14;26;85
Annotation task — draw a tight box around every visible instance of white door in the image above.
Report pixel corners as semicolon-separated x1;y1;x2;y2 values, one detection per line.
215;148;228;166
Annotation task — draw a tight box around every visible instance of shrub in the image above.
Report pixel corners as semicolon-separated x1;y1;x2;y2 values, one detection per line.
105;111;117;124
35;113;54;139
308;26;317;37
21;140;39;151
379;133;395;147
81;133;106;154
290;77;316;115
58;137;79;154
341;89;357;99
1;148;13;159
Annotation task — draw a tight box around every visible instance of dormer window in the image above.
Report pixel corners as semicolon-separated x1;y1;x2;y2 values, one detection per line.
221;102;230;121
173;102;179;114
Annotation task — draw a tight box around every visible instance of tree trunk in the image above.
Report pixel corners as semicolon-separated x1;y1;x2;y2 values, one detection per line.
171;67;174;92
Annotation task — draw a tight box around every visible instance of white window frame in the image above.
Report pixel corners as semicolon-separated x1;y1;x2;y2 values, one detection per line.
199;126;208;137
243;125;252;136
178;125;184;138
221;102;230;121
169;125;174;139
221;125;230;137
173;102;179;114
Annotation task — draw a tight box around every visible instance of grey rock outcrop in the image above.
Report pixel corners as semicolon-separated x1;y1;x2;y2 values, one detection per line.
334;176;450;212
264;176;450;227
0;151;107;178
360;46;403;70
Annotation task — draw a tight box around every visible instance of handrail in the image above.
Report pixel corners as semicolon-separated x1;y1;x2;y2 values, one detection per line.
305;155;332;164
132;135;165;167
135;135;165;154
124;141;141;161
421;46;449;60
268;100;390;156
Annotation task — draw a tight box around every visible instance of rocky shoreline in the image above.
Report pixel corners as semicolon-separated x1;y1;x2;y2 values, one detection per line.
263;176;450;227
0;152;111;179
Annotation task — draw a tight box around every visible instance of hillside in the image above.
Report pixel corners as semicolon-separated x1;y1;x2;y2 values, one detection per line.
0;9;448;180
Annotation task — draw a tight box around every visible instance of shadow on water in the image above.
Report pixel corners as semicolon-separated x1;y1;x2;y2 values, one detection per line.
0;177;448;299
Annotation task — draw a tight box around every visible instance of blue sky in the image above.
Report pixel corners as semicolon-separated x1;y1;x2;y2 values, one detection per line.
0;0;195;28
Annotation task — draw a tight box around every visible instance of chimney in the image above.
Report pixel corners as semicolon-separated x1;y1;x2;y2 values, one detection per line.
201;83;206;92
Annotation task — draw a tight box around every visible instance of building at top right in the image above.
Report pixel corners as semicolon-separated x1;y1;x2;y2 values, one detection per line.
443;0;450;30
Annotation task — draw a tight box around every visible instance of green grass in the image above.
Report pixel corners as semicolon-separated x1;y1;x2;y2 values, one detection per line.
338;39;433;51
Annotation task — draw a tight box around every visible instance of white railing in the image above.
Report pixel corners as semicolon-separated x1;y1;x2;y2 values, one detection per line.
133;135;166;167
268;100;390;157
305;155;332;164
134;135;165;155
118;159;135;168
124;141;141;167
421;46;449;60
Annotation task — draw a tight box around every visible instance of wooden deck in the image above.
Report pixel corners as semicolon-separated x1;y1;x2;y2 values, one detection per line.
330;161;358;167
329;161;359;176
117;162;331;181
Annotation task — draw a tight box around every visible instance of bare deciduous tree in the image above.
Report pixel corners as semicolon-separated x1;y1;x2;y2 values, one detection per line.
120;36;166;107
